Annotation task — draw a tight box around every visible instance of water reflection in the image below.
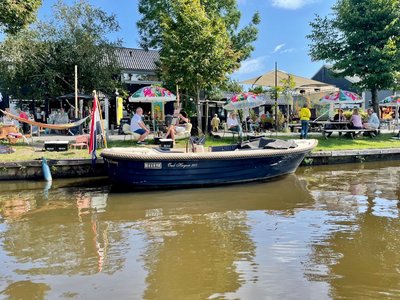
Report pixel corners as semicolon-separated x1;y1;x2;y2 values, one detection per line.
0;162;399;299
299;163;400;299
1;281;50;299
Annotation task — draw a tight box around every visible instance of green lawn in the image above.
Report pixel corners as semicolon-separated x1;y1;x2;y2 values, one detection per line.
0;133;399;162
201;133;400;151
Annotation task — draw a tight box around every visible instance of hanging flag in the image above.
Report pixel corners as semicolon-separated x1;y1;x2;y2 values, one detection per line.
89;94;100;165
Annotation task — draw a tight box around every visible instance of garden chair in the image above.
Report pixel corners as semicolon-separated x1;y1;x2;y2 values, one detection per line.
70;135;89;150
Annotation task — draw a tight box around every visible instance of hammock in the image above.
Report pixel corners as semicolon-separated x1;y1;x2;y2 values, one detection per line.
0;109;90;130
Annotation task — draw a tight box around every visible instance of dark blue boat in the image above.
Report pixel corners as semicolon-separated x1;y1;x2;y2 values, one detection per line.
101;138;317;189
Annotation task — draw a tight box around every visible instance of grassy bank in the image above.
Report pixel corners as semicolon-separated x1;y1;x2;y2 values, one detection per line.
0;133;399;162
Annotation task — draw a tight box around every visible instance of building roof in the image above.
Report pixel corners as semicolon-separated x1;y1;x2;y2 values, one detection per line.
115;47;159;72
312;65;361;84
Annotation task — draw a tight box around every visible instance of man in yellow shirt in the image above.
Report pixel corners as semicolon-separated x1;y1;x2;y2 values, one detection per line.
299;103;311;139
211;114;220;132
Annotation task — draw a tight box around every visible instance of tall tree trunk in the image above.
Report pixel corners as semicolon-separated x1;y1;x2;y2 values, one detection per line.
196;88;202;135
371;87;379;115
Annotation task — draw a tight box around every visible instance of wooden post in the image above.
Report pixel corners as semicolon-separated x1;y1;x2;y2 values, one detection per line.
176;85;180;106
74;65;78;118
205;100;209;134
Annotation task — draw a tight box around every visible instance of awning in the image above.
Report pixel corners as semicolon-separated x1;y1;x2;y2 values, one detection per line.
240;69;336;92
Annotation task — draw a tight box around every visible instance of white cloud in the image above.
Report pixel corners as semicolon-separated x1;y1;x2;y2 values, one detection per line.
271;0;318;10
273;43;286;53
280;48;296;53
235;56;268;75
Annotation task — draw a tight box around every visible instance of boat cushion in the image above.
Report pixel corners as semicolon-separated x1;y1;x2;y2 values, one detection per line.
239;138;298;150
263;139;298;149
209;144;239;152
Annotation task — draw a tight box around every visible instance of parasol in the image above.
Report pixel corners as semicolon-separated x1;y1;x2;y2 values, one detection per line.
223;92;265;133
319;90;363;104
223;92;264;111
129;86;176;103
129;86;176;130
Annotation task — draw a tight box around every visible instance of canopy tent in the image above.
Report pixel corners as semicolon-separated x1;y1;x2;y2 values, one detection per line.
240;69;336;92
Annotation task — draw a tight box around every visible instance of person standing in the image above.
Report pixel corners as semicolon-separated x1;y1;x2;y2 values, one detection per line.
130;107;150;145
211;114;220;132
18;109;29;134
299;103;311;139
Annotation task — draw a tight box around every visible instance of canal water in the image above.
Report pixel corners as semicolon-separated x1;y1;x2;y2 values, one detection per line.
0;162;399;299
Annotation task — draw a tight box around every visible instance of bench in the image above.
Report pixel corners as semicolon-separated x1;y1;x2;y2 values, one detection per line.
70;135;89;149
44;141;69;151
322;129;379;139
0;125;18;140
288;124;301;132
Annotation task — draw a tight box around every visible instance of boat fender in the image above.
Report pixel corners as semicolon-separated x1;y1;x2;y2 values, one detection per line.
42;157;52;182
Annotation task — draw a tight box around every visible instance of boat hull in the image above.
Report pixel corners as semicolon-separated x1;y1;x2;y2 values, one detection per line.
102;144;313;189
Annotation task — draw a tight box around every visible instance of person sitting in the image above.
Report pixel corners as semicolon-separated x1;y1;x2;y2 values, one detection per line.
227;112;243;138
211;114;220;132
130;107;150;145
3;108;13;125
343;108;363;138
349;108;363;129
249;116;260;133
363;108;380;136
325;108;346;137
333;109;345;121
164;111;189;142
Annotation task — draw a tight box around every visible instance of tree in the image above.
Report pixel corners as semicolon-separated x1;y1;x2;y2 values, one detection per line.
0;0;121;102
159;0;240;130
207;80;244;101
0;0;42;34
248;86;268;94
307;0;400;112
392;71;400;93
137;0;260;62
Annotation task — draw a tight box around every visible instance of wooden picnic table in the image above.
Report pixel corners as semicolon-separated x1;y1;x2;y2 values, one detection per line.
322;128;379;139
288;123;301;132
311;120;350;129
317;121;378;139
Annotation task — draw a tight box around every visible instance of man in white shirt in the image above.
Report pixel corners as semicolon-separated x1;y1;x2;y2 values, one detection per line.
227;112;243;138
363;108;380;129
130;107;150;144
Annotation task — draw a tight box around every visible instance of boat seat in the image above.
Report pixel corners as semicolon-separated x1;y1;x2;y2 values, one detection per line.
209;144;239;152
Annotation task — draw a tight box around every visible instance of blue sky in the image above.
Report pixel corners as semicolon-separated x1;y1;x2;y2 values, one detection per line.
23;0;336;80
